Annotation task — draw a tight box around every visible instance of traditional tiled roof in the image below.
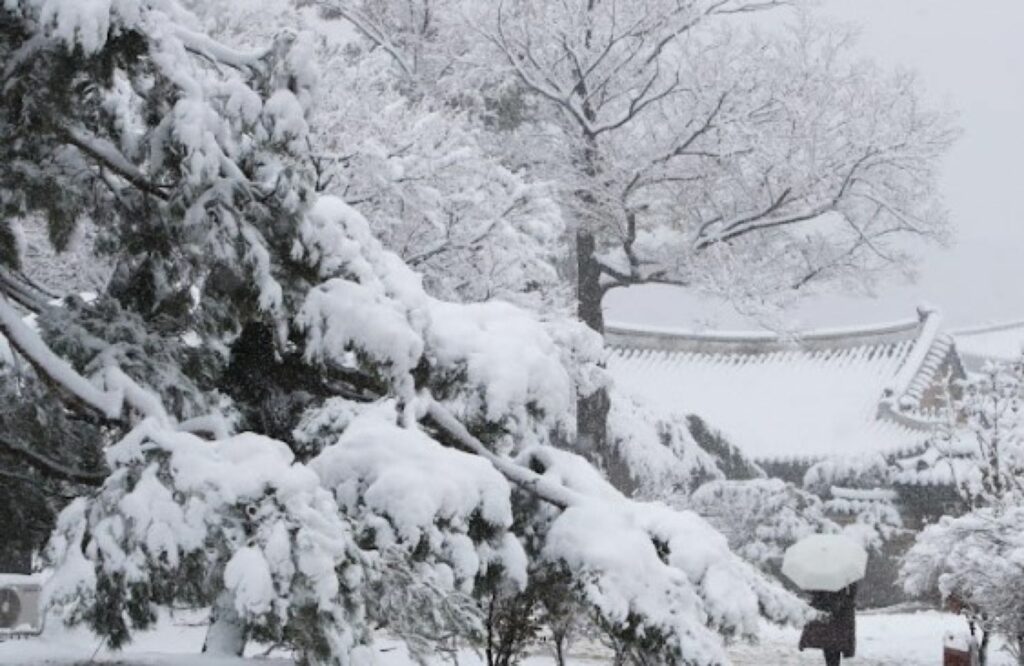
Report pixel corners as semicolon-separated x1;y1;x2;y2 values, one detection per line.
952;319;1024;370
606;307;957;464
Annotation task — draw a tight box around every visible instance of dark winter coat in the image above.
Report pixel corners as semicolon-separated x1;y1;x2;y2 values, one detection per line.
799;583;857;658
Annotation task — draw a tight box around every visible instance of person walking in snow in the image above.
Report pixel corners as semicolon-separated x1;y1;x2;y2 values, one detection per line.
798;582;858;666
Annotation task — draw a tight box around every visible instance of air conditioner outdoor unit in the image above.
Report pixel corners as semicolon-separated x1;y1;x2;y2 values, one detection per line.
0;574;44;638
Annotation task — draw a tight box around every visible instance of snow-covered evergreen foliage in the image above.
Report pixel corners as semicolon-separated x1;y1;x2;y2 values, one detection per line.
47;424;369;660
688;479;839;572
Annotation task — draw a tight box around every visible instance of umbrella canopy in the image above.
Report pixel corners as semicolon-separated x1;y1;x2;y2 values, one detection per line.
781;534;868;592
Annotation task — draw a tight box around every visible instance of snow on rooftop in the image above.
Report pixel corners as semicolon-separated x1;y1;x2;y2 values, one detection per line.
952;319;1024;367
607;311;949;463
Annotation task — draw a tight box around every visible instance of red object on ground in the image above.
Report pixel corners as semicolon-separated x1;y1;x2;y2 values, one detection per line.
943;632;979;666
944;647;971;666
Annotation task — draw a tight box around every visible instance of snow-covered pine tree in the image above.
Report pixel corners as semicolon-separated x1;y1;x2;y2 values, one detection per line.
1;2;810;664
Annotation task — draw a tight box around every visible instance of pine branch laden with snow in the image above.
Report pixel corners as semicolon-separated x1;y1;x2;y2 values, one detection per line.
309;401;528;593
512;447;811;665
1;0;317;334
293;195;603;452
607;392;723;497
46;421;371;662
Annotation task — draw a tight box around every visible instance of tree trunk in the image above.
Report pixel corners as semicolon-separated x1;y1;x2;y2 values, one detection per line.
203;590;246;657
574;229;637;494
552;628;567;666
575;227;608;456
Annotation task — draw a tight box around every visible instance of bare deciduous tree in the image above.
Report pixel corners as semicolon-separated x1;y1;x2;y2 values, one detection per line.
478;0;956;458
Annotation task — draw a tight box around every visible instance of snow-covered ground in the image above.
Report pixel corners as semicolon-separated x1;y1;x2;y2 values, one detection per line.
0;609;1014;666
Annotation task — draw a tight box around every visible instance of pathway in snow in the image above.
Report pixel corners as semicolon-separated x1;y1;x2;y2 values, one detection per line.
728;611;1014;666
0;610;1014;666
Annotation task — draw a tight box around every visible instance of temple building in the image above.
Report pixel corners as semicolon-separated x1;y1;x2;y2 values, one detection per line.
607;306;961;479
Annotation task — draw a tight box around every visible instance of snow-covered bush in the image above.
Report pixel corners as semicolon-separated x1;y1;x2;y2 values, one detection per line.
900;359;1024;665
901;506;1024;665
803;454;894;496
684;415;766;482
947;360;1024;508
687;479;838;572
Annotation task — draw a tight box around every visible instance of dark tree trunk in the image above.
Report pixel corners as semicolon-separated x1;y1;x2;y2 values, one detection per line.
575;228;608;457
574;229;637;494
552;629;567;666
569;39;637;492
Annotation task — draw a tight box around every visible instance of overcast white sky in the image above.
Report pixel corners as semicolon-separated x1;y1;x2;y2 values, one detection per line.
606;0;1024;331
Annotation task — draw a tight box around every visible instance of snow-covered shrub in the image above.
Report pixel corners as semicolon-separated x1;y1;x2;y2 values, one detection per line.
687;479;838;572
901;506;1024;665
900;360;1024;665
946;360;1024;508
822;488;904;551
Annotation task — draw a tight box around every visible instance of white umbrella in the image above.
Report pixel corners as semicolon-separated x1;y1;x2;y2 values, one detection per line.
781;534;868;592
